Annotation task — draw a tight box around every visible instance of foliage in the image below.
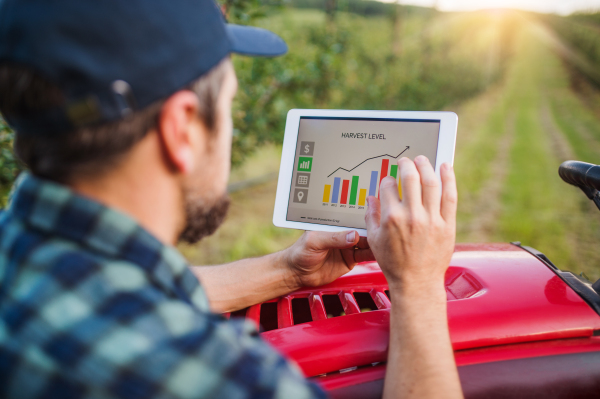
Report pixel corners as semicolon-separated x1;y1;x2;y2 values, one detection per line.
289;0;436;18
224;4;518;165
544;13;600;66
0;116;21;205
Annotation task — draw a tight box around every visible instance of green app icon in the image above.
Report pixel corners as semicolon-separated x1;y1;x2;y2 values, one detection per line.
297;157;312;172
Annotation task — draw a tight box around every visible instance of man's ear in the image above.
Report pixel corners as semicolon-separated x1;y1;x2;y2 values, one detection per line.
157;90;205;175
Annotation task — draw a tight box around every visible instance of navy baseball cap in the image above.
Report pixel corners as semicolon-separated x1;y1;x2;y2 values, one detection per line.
0;0;288;135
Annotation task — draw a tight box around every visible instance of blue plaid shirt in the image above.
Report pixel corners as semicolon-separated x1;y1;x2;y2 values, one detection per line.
0;173;326;399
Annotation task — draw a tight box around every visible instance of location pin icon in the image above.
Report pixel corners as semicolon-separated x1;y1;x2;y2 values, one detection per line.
298;191;304;201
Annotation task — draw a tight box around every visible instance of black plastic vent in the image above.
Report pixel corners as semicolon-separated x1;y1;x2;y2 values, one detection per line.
354;292;377;312
323;294;345;318
230;307;249;318
292;298;313;325
260;302;278;332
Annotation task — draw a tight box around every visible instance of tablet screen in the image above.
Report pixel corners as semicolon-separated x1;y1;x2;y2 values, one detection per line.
286;117;440;229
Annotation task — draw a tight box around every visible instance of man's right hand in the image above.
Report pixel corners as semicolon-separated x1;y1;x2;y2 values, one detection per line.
365;155;462;399
365;156;457;295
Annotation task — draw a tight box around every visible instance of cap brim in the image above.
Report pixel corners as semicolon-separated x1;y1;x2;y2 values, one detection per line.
226;24;288;57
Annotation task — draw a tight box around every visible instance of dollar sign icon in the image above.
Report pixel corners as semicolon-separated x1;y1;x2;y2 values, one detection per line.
304;144;310;154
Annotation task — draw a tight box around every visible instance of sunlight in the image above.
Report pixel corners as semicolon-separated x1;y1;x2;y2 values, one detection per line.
376;0;600;15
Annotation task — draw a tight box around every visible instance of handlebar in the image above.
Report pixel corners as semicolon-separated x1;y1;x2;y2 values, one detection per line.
559;161;600;197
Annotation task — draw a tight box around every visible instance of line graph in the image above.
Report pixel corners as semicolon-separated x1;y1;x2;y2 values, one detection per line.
326;146;410;178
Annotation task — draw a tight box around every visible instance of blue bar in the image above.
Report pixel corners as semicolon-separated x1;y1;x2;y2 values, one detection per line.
369;171;378;197
331;177;341;203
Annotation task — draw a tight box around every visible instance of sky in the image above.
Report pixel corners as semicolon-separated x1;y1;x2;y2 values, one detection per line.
376;0;600;15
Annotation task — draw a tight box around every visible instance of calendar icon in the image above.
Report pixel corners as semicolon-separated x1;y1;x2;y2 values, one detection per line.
296;172;311;188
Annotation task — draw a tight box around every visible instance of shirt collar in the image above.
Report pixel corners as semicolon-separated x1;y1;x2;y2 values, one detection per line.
4;172;210;311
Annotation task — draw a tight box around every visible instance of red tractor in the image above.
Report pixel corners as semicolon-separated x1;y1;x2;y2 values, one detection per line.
227;161;600;399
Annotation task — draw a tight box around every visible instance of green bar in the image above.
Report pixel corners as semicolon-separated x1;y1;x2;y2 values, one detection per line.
349;176;359;205
390;164;398;179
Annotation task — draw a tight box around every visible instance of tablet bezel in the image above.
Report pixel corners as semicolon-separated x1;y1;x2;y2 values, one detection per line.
273;109;458;236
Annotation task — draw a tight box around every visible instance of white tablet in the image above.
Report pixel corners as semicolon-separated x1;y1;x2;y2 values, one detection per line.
273;109;457;236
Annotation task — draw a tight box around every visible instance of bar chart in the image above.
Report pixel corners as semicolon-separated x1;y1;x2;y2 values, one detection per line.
321;157;403;207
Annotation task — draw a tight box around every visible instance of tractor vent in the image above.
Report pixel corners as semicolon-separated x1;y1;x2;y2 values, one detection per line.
259;302;278;332
354;292;377;312
323;294;345;318
292;297;313;325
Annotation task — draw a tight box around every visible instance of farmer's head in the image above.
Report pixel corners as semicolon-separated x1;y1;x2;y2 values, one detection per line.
0;0;286;243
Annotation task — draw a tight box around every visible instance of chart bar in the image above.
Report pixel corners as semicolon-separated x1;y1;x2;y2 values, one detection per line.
358;189;367;206
369;171;378;197
398;178;403;200
340;180;350;204
390;164;398;179
323;185;331;203
379;159;389;198
331;177;341;203
349;176;359;205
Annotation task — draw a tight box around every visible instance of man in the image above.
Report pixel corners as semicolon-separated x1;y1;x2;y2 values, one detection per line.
0;0;462;398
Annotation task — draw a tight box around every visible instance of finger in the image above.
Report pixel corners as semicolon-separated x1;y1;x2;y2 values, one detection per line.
354;248;376;263
440;162;458;224
414;155;440;214
379;176;400;215
365;196;381;232
307;230;359;251
398;157;422;211
356;236;370;249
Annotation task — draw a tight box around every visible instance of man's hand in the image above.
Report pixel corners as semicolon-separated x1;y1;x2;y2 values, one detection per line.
284;230;375;289
365;156;457;294
365;155;462;399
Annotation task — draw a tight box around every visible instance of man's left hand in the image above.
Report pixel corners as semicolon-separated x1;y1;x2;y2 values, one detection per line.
284;231;375;289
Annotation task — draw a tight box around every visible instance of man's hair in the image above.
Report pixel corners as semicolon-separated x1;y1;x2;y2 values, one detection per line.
0;58;230;183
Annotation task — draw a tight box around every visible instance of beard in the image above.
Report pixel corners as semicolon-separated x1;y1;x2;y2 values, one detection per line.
178;185;231;244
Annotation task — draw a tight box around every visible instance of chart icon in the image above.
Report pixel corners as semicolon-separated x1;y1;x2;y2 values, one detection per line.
297;157;313;172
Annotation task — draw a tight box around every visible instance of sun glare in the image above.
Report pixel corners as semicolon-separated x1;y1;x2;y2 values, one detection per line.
378;0;600;15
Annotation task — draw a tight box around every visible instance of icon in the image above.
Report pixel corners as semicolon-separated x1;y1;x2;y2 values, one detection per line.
300;141;314;156
293;188;308;204
297;157;312;172
296;172;311;187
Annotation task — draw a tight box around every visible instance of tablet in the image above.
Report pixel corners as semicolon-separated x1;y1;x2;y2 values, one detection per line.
273;109;457;236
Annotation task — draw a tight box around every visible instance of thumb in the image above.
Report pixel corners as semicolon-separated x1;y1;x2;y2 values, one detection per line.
365;196;381;232
308;230;359;251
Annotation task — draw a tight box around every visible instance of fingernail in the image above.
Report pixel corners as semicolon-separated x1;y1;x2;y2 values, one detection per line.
346;231;356;243
415;155;424;163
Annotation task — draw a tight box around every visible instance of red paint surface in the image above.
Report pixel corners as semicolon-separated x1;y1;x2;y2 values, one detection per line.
257;243;600;379
316;337;600;391
340;180;350;204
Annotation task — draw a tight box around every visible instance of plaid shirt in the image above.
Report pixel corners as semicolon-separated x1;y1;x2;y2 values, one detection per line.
0;173;326;399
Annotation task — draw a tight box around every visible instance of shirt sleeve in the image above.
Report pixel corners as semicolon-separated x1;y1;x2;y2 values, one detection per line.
84;296;328;399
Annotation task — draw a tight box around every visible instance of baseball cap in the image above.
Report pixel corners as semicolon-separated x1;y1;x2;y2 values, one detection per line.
0;0;288;135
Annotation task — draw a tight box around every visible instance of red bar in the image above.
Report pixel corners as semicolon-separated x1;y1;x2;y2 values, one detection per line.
340;180;350;204
379;159;389;199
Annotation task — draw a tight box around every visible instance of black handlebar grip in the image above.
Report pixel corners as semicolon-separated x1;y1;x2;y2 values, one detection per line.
559;160;600;192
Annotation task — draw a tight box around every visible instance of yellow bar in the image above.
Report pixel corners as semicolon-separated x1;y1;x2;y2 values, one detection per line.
358;189;367;206
323;184;331;202
398;178;403;200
